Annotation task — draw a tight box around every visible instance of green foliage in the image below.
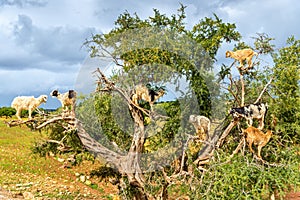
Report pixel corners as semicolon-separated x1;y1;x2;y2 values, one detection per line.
32;121;93;165
93;93;133;150
270;36;300;143
85;4;241;118
80;4;300;199
0;107;16;118
144;101;181;152
90;165;121;182
191;13;241;59
253;33;275;54
165;147;300;199
0;106;40;119
193;149;299;199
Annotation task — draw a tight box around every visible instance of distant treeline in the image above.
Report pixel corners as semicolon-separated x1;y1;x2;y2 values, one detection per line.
0;107;57;118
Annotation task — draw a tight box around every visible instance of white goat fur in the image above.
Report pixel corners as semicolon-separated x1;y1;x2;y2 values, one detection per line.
11;95;47;120
225;48;258;69
50;90;77;115
189;115;211;140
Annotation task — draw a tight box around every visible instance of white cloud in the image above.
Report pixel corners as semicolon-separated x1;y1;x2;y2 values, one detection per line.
0;0;48;8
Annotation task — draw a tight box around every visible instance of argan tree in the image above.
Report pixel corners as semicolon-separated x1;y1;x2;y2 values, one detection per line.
78;4;241;199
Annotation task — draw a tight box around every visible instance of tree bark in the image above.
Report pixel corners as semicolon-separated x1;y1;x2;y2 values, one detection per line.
78;68;149;199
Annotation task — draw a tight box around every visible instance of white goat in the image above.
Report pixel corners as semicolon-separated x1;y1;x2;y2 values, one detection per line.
50;90;77;116
189;115;211;141
11;95;48;120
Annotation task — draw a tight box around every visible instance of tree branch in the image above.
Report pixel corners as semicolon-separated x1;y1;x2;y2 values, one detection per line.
75;119;123;166
254;77;273;104
94;68;151;117
35;116;75;130
240;73;245;106
216;119;239;148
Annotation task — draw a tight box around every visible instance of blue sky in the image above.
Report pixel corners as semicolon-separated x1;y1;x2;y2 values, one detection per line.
0;0;299;108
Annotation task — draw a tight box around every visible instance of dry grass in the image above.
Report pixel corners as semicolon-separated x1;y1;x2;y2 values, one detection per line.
0;118;118;199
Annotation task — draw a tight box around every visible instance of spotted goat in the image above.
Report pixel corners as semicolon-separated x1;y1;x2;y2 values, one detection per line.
230;103;268;130
50;89;77;116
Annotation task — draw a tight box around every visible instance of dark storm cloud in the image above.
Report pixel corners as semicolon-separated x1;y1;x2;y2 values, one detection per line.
2;14;96;71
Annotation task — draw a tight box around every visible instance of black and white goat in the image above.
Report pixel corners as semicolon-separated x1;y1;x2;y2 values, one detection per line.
11;95;47;120
230;102;268;130
50;90;77;116
131;84;165;111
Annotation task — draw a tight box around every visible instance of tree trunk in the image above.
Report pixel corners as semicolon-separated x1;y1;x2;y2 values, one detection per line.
76;103;149;199
126;106;147;198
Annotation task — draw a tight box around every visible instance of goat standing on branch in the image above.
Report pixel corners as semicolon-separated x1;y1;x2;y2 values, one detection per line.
230;102;268;130
11;95;48;120
189;115;211;141
50;90;77;117
131;84;166;111
225;48;258;70
242;126;273;159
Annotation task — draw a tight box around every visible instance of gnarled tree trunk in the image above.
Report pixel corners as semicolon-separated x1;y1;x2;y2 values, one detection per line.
77;68;149;199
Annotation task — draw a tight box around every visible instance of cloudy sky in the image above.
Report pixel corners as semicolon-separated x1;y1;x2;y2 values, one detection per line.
0;0;299;108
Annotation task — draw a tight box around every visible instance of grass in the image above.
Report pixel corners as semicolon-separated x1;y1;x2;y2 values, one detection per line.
0;118;118;199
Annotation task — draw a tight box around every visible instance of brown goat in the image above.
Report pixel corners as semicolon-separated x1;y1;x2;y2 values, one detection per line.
226;48;258;69
242;126;273;159
131;84;165;111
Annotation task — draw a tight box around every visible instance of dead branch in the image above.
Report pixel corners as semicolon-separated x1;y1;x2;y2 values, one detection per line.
254;77;273;104
222;74;241;105
240;73;245;106
216;119;239;148
45;135;72;152
178;134;198;174
227;136;245;162
4;119;35;127
35;116;75;130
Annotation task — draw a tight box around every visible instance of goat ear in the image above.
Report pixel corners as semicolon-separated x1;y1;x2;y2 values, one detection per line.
68;90;76;98
50;90;58;97
225;51;229;57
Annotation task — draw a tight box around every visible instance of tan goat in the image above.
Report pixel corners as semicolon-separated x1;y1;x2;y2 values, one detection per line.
131;84;165;111
242;126;273;159
225;48;258;69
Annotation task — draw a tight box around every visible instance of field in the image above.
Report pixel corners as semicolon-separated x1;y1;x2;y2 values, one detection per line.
1;116;299;200
0;118;118;199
